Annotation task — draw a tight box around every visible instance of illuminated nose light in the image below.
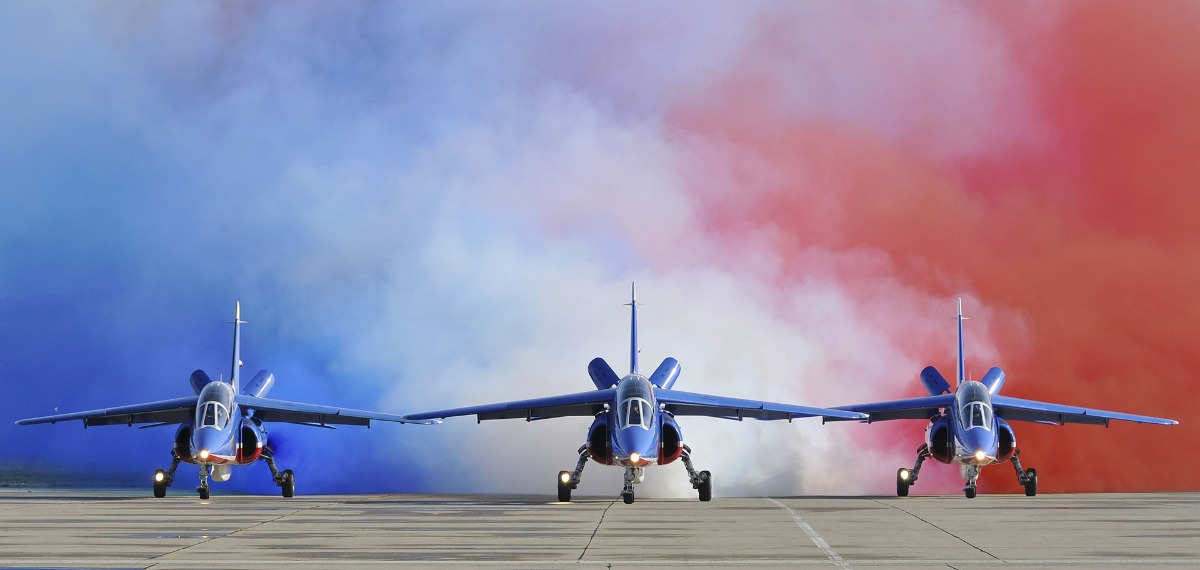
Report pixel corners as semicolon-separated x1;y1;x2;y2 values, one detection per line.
630;452;640;464
199;449;210;461
974;450;986;462
899;469;910;481
154;472;164;482
560;472;571;484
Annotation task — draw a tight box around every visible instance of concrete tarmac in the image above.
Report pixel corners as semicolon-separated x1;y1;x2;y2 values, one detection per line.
0;488;1197;568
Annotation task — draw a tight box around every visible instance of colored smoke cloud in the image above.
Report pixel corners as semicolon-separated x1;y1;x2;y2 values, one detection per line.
0;2;1192;497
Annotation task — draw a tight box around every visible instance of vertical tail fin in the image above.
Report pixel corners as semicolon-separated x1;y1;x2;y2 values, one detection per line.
955;297;968;386
230;301;247;394
625;283;639;375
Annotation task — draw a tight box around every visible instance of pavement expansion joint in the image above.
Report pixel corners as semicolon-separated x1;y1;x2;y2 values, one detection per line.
870;498;999;561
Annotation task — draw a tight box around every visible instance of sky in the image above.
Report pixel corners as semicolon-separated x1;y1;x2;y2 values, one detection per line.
0;1;1195;497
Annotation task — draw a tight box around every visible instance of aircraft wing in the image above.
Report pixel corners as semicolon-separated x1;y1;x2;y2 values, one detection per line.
236;395;437;427
15;396;200;427
828;394;957;422
656;389;867;421
991;395;1179;426
402;388;617;422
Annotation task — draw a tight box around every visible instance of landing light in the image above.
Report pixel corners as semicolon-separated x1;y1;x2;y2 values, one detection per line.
154;472;164;482
630;452;640;464
560;472;571;484
199;449;210;461
899;469;910;481
974;450;986;462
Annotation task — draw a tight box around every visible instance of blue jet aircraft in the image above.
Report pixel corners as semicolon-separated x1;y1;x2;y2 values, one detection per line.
832;299;1177;498
404;285;866;504
17;302;429;499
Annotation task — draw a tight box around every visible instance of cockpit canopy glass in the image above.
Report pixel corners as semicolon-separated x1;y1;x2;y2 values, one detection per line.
199;402;230;429
956;382;993;431
616;375;654;430
197;382;234;430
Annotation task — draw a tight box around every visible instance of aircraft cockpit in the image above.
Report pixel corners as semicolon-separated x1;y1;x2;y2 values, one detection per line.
197;382;235;430
617;375;654;430
956;381;993;431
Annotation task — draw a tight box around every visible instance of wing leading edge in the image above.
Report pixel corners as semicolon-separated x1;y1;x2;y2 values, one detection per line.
990;395;1178;426
831;393;1177;427
656;389;867;421
15;396;200;427
235;395;437;427
402;388;865;423
403;389;617;422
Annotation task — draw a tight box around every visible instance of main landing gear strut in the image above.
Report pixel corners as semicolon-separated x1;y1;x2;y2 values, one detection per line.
152;455;181;498
557;445;589;502
895;443;931;497
681;445;712;502
264;451;295;498
1010;449;1038;496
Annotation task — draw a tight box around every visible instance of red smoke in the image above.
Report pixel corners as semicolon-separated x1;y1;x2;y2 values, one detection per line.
673;2;1199;493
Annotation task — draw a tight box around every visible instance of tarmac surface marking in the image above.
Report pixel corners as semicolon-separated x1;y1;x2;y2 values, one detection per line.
0;489;1196;568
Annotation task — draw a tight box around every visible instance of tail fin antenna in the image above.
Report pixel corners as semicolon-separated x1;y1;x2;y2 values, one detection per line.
625;283;639;375
230;301;247;394
955;297;968;386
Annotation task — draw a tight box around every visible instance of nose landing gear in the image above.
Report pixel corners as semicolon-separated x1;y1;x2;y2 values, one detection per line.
197;464;212;500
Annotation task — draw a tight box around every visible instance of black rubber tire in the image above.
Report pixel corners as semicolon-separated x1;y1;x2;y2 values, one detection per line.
965;486;976;499
622;491;634;504
1024;468;1038;497
557;471;572;502
153;470;167;498
896;469;910;497
198;486;210;500
281;470;295;498
698;471;712;502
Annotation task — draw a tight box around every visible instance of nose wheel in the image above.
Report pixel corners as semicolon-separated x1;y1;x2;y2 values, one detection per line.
963;464;980;499
197;464;212;500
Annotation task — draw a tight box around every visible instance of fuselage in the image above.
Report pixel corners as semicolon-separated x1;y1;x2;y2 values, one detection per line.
192;381;241;466
946;381;999;466
610;374;660;468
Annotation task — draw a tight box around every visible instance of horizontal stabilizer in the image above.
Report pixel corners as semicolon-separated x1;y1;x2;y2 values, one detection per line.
981;366;1005;394
588;357;620;390
648;357;681;389
920;366;951;396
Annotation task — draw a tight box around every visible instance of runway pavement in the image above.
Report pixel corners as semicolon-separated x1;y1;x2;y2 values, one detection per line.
0;488;1197;568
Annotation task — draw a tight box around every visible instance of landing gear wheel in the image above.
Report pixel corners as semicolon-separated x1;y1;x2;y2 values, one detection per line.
964;486;976;499
557;471;572;502
1023;468;1038;497
198;486;210;500
281;470;295;498
697;471;712;502
896;468;910;497
153;470;167;498
622;491;634;504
